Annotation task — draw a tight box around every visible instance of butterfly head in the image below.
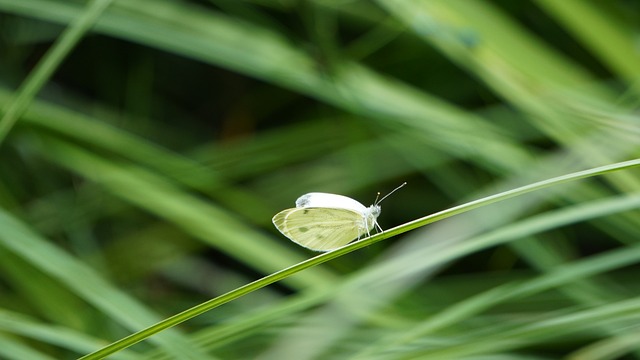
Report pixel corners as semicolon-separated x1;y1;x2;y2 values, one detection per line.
369;204;381;218
366;182;406;234
360;204;382;236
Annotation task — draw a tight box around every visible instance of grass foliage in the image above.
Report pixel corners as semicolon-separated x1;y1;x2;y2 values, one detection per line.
1;0;640;359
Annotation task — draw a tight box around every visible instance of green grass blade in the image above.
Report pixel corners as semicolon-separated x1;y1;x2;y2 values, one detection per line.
356;194;640;357
79;158;640;359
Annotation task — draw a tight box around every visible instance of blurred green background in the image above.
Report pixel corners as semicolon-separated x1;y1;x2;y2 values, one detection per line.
1;0;640;359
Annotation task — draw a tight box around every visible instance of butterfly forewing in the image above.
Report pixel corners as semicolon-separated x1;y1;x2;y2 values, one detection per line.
273;207;364;251
296;193;368;213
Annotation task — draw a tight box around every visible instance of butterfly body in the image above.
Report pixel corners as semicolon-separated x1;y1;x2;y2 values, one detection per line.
273;192;381;251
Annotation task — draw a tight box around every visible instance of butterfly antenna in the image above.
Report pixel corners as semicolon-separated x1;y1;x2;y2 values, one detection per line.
376;182;407;205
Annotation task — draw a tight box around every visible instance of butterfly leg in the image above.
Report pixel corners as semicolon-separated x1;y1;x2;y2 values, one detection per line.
356;228;369;241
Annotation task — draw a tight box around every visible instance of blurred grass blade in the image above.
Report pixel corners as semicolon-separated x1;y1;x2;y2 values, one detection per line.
36;136;337;290
535;0;640;83
0;0;113;145
357;193;640;357
1;0;638;358
79;158;640;359
0;309;140;360
411;296;640;358
0;0;530;172
0;333;57;360
0;207;209;359
568;331;640;360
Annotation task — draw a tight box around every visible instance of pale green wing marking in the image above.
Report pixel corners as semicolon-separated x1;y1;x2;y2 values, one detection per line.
272;208;363;251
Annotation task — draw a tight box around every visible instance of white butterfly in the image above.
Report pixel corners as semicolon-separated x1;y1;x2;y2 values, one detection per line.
272;183;406;251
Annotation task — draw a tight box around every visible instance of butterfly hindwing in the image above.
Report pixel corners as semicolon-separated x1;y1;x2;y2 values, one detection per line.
273;207;364;251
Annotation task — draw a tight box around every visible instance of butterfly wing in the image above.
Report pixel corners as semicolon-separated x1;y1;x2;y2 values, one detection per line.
272;207;363;251
296;193;368;213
